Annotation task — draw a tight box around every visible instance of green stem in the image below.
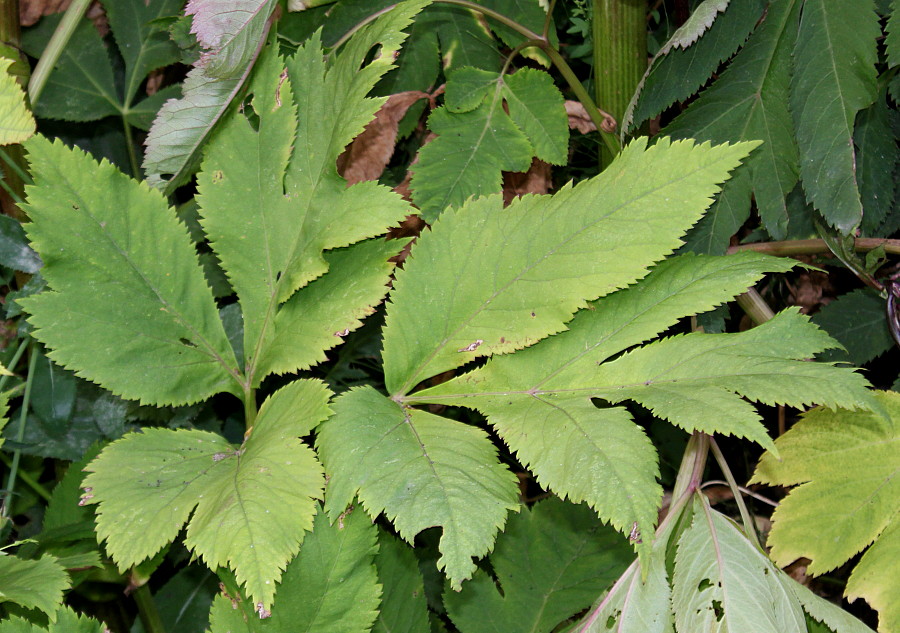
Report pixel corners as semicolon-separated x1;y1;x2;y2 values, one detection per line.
0;175;25;207
709;437;761;550
736;288;774;327
0;453;50;502
0;147;32;185
729;237;900;258
0;338;27;394
122;119;140;179
133;583;166;633
28;0;91;107
292;0;336;8
592;0;646;167
670;432;709;507
243;389;258;434
1;342;37;521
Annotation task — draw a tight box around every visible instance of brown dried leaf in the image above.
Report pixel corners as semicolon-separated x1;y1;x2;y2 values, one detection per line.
392;131;436;202
565;100;596;134
20;0;69;26
338;91;428;185
502;158;551;205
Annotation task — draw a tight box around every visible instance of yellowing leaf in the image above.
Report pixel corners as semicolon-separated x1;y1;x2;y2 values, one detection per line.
752;390;900;632
0;57;35;145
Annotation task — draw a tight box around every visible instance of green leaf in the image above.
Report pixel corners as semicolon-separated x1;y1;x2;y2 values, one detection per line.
374;530;430;633
207;506;381;631
0;392;8;450
30;349;77;437
812;288;893;365
0;607;107;633
672;497;806;632
476;0;557;66
888;0;900;67
130;566;217;633
0;554;70;619
186;0;279;79
426;5;503;72
781;571;877;633
664;0;730;48
444;497;633;633
388;137;758;395
411;66;568;220
664;0;802;241
678;171;751;255
21;15;119;122
0;214;42;273
103;0;183;105
21;135;241;406
196;38;410;383
0;57;34;145
316;386;519;589
83;379;330;610
856;89;899;234
791;0;880;233
626;0;766;131
752;390;900;630
413;252;799;543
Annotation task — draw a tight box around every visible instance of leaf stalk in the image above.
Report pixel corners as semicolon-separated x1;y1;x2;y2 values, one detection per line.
709;437;762;550
27;0;92;107
132;583;167;633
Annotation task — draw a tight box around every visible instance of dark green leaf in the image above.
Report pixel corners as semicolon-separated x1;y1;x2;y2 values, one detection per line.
373;531;430;633
0;214;41;273
812;288;893;365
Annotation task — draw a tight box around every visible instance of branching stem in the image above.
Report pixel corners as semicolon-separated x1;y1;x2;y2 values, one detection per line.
709;437;762;550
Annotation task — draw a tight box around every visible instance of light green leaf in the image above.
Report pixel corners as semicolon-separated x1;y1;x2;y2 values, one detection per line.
626;0;766;132
374;530;430;633
0;57;34;145
576;541;672;633
197;36;410;383
444;497;633;633
812;288;892;365
0;554;70;619
847;520;900;633
103;0;183;105
781;573;878;633
123;84;183;132
316;386;519;589
186;0;279;79
752;390;900;630
664;0;801;241
389;138;758;395
672;497;806;632
414;252;798;542
83;379;330;610
791;0;880;232
21;135;240;406
411;65;567;220
0;607;107;633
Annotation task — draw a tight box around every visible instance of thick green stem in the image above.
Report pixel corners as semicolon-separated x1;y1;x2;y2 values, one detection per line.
592;0;646;167
737;288;774;326
133;584;166;633
728;237;900;258
670;432;709;508
28;0;91;107
243;389;258;435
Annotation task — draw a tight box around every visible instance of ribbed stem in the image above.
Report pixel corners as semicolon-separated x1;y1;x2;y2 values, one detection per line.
592;0;646;167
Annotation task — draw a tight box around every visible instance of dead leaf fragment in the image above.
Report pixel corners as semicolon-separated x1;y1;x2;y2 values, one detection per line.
338;91;428;185
565;100;596;134
503;158;552;205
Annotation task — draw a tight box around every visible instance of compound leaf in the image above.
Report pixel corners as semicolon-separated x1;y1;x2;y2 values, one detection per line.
752;390;900;630
791;0;880;233
444;497;633;633
388;137;757;395
664;0;801;241
21;135;240;406
0;554;70;619
83;379;330;610
0;57;34;145
316;386;519;589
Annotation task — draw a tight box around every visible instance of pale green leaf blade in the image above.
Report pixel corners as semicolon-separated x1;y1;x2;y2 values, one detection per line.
0;607;107;633
627;0;766;131
444;497;633;633
255;238;403;380
751;390;899;625
102;0;183;104
186;0;278;79
21;15;119;122
503;68;568;165
811;288;893;365
479;400;661;554
143;65;252;193
316;386;519;588
387;138;758;395
846;519;900;633
0;554;70;618
665;0;730;49
791;0;880;232
409;100;532;221
21;135;240;406
444;66;497;113
576;546;672;632
374;530;430;633
0;58;34;145
84;380;329;610
124;84;183;131
779;574;877;633
672;497;807;632
664;0;801;240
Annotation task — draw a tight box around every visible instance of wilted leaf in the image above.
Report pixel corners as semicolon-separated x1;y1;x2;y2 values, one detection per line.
186;0;278;78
